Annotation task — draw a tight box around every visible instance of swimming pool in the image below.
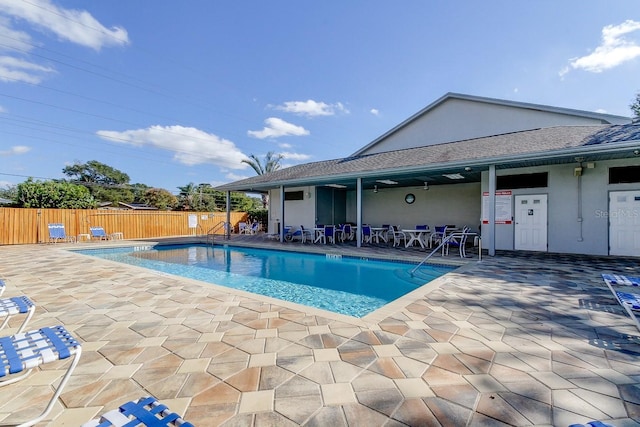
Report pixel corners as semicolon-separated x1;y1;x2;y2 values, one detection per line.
77;244;454;317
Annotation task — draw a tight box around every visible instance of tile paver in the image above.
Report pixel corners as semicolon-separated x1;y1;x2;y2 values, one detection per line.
0;238;638;426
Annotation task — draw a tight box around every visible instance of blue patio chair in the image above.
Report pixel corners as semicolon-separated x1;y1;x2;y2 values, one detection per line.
603;274;640;332
429;225;448;248
602;274;640;287
0;295;35;334
322;225;335;244
361;225;372;244
81;396;194;427
569;421;615;427
300;225;314;243
445;226;471;258
338;224;353;242
0;325;82;427
415;224;429;230
89;226;112;240
47;223;76;243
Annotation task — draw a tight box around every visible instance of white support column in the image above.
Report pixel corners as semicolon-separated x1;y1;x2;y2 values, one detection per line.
225;191;231;240
279;186;285;243
356;178;362;248
488;165;496;256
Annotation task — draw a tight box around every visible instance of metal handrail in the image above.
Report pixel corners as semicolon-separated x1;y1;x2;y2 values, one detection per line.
410;232;481;275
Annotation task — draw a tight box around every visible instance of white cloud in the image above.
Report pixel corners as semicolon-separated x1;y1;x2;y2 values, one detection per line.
0;16;33;52
96;125;248;169
0;145;31;156
280;151;311;161
278;142;293;149
274;100;349;117
0;0;129;50
560;20;640;77
370;108;379;116
0;55;55;83
248;117;310;139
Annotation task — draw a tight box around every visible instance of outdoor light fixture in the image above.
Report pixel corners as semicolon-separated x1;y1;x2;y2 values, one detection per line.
634;149;640;156
423;182;429;190
442;173;465;180
373;185;378;193
376;179;398;185
464;167;472;171
325;184;347;189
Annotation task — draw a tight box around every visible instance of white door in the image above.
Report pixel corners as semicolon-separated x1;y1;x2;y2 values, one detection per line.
609;190;640;256
514;194;547;251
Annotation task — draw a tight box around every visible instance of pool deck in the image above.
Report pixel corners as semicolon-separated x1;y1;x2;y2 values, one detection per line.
0;235;639;426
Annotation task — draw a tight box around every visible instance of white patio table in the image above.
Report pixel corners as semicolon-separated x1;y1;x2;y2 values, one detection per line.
401;229;431;249
370;227;388;244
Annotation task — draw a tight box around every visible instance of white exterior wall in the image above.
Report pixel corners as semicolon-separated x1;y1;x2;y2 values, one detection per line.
481;159;640;255
346;182;481;231
268;186;316;234
362;98;609;155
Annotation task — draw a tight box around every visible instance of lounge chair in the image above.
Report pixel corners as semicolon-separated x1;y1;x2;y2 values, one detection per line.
89;226;112;240
82;396;194;427
602;274;640;332
0;325;82;427
0;295;35;334
47;223;76;243
0;279;4;297
568;420;615;427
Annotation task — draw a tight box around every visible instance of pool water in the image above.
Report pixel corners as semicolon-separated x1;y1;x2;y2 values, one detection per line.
77;244;454;317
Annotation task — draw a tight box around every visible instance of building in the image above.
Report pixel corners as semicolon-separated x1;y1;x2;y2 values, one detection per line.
216;93;640;257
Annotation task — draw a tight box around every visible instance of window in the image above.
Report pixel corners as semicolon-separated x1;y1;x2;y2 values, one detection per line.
497;172;548;190
609;166;640;184
284;191;304;201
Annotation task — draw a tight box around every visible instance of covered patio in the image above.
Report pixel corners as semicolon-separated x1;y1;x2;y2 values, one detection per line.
0;239;638;425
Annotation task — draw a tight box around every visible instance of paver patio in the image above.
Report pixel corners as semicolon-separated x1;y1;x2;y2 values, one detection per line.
0;238;639;426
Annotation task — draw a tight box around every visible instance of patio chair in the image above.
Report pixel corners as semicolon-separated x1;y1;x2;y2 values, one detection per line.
445;226;471;257
321;225;335;244
89;226;112;241
47;223;76;243
300;225;314;243
338;224;353;242
429;225;448;248
238;222;248;234
601;274;640;287
387;225;407;247
603;275;640;332
0;325;82;427
0;279;4;297
248;221;260;234
361;225;373;244
568;420;615;427
0;295;35;334
81;396;194;427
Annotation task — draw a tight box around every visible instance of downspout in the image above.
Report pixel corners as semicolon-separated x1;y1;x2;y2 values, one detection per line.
576;159;584;242
488;165;496;256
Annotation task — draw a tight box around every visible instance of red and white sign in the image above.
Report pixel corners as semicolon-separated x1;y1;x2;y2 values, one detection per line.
482;190;512;224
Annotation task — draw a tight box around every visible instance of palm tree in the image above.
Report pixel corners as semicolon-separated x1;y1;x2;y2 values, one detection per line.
241;151;283;208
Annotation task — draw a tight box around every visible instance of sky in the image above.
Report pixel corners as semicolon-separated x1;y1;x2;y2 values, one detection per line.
1;1;639;194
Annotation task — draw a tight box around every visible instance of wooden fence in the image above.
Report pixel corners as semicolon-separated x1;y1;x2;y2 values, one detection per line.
0;208;248;245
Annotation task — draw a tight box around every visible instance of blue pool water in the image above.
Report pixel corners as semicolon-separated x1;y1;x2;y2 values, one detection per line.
77;244;453;317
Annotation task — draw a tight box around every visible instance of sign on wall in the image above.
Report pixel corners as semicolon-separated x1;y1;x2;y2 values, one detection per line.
188;214;198;228
482;190;513;224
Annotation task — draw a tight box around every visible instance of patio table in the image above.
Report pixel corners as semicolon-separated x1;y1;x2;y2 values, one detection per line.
370;227;388;244
402;229;431;249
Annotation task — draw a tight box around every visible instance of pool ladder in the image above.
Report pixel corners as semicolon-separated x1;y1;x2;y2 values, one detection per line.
410;233;481;276
204;221;228;245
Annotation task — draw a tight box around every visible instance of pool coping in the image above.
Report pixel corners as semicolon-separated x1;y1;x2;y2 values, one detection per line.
65;239;471;328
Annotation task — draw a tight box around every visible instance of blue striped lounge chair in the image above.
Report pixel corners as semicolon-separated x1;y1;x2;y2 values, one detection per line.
0;325;82;426
89;226;112;240
0;295;35;334
82;396;194;427
47;223;76;243
602;273;640;332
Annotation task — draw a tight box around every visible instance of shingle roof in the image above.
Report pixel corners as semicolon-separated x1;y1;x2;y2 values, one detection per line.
216;124;640;191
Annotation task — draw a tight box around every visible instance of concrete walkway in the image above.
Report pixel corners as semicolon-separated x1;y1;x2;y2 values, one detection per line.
0;239;639;426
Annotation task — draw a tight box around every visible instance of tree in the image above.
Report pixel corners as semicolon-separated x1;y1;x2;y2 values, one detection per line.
241;151;283;208
142;188;178;210
16;178;96;208
62;160;134;205
631;92;640;121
